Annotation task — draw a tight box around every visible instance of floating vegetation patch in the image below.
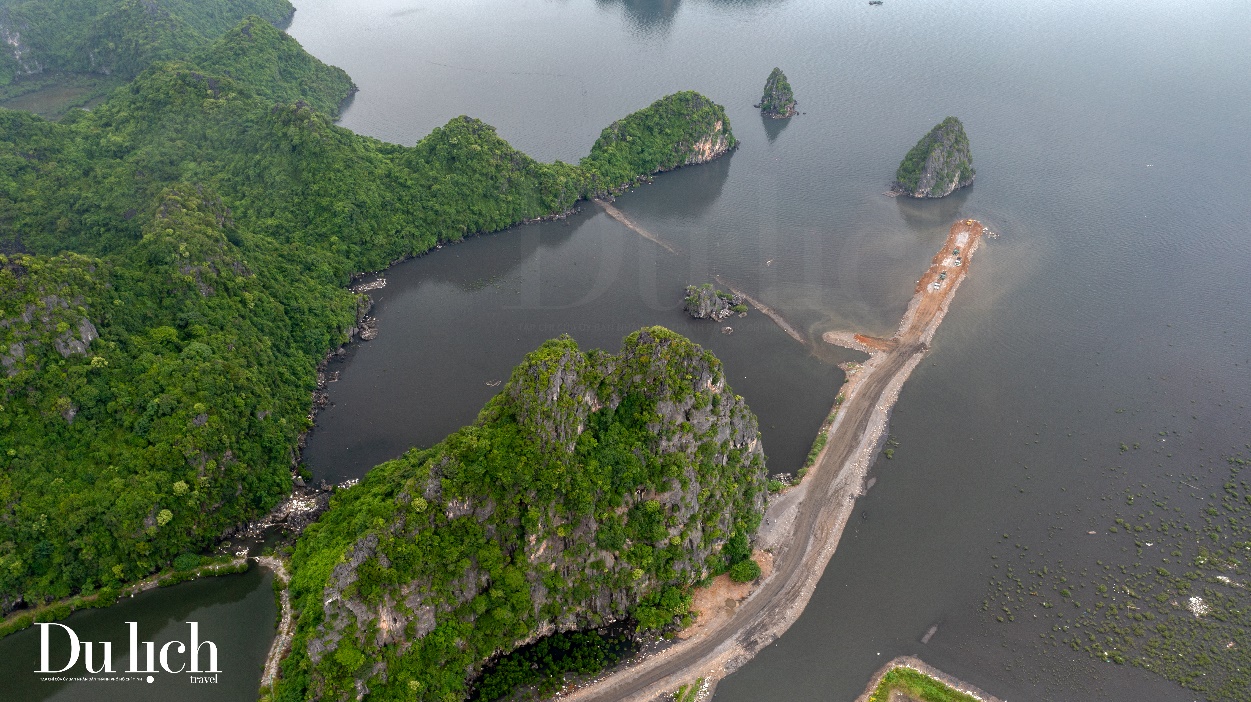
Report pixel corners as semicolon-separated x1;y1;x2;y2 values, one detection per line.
984;454;1251;700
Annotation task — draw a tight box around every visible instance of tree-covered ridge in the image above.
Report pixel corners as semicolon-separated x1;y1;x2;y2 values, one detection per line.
0;0;293;90
0;185;334;612
0;11;736;623
756;67;796;118
892;116;975;198
273;328;767;701
0;62;586;611
582;90;736;192
190;15;355;117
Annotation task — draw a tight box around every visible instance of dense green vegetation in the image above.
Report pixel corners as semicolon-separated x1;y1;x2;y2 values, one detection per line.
470;625;637;701
582;90;736;192
0;5;734;623
756;67;796;118
893;117;974;197
190;16;354;116
986;452;1251;700
728;557;761;583
0;0;293;92
271;328;766;701
865;666;980;702
0;552;245;638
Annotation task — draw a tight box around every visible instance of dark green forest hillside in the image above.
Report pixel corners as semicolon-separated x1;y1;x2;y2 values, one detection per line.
0;0;293;90
0;10;735;621
274;329;766;701
582;90;735;191
190;16;354;116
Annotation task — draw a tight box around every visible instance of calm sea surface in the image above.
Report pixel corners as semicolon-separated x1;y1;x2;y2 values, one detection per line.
4;1;1247;699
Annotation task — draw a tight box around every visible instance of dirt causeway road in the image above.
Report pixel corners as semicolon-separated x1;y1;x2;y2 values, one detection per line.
564;220;985;702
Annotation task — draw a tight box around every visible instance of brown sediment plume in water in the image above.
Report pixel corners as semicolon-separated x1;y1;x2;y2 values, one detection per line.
561;220;987;702
593;198;678;255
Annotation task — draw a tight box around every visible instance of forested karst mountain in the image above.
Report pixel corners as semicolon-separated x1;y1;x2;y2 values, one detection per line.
582;90;735;191
0;4;737;628
756;67;796;118
892;117;975;198
274;328;767;700
0;0;293;86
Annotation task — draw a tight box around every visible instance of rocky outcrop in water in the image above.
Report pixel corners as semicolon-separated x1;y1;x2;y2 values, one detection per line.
277;327;767;700
892;117;975;198
756;67;796;118
684;283;746;321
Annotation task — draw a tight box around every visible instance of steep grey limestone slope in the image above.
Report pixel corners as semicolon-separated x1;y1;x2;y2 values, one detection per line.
278;327;767;700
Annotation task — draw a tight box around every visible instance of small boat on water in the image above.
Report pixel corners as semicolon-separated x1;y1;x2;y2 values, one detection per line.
869;1;884;5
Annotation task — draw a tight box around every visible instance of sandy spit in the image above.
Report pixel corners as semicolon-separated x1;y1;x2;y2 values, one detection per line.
713;276;808;347
256;556;293;690
594;198;679;255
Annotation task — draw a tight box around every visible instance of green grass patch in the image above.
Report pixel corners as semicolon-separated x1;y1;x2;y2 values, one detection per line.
867;667;980;702
801;400;842;472
673;678;703;702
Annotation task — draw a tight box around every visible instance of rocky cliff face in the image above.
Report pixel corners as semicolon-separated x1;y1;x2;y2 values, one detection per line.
756;67;796;118
893;117;975;198
682;119;732;165
279;327;766;700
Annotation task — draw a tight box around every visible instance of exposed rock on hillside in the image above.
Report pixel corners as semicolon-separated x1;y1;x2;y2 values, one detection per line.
684;283;746;321
755;67;796;118
0;11;41;79
276;327;767;700
892;117;975;198
0;255;103;378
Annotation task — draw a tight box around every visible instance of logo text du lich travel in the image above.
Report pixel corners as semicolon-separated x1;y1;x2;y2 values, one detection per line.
37;621;221;683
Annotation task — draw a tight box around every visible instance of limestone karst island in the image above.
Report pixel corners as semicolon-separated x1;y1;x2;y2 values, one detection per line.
2;3;1246;702
892;117;975;198
756;67;797;118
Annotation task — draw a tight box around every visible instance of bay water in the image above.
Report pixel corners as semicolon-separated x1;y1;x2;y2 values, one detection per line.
3;1;1247;699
